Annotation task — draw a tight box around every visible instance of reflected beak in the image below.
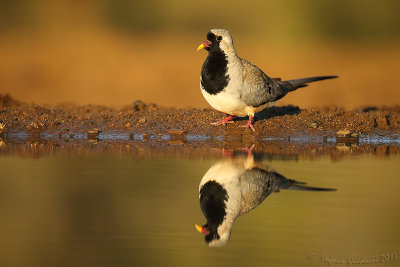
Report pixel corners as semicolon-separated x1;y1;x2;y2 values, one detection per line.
195;224;210;235
197;40;212;51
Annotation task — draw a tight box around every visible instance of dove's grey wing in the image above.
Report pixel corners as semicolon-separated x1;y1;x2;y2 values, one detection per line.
237;167;277;215
238;58;338;108
238;168;336;215
238;58;293;108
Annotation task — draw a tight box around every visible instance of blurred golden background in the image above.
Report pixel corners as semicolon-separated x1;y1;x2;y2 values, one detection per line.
0;0;399;109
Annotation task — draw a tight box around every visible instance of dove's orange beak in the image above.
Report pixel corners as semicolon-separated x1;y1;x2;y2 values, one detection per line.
195;224;210;235
197;40;212;51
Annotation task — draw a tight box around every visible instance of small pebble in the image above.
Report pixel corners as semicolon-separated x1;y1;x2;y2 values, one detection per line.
27;121;47;131
336;144;351;151
336;128;359;145
87;128;101;141
336;128;351;137
87;128;100;134
125;122;132;128
88;139;99;144
133;100;146;111
139;118;146;124
0;122;5;135
167;130;187;136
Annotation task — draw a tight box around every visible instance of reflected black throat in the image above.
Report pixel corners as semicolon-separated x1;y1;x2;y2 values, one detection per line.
200;181;228;226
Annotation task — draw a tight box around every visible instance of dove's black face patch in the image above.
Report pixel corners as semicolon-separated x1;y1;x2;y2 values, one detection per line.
201;32;230;95
199;180;228;243
207;32;214;41
205;32;223;52
205;226;220;243
201;223;220;243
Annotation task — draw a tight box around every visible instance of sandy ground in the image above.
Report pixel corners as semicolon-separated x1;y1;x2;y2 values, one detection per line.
1;94;399;135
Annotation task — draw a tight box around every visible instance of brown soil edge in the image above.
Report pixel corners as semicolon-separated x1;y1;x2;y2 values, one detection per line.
0;96;399;159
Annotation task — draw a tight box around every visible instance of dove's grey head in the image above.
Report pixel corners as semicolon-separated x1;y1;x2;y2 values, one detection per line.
197;29;237;57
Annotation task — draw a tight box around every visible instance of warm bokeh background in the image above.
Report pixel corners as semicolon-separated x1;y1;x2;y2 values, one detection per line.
0;0;399;109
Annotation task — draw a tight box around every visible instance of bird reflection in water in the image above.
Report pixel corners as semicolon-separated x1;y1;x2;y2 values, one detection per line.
195;149;336;247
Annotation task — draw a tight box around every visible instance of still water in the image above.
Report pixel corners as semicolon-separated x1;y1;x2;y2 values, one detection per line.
0;147;399;266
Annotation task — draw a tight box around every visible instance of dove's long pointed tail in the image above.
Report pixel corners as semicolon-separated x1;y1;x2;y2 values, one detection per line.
278;179;337;191
285;183;337;191
274;173;337;192
286;75;338;91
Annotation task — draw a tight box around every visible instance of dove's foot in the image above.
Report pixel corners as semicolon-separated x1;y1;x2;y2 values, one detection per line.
239;115;255;131
211;115;236;126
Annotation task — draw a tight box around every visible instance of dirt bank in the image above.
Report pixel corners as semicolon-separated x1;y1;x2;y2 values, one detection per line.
1;96;399;139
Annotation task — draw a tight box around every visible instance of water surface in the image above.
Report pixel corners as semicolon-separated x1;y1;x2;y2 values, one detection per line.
0;148;399;266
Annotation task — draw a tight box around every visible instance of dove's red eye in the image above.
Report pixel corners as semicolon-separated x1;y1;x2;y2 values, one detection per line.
216;36;222;41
